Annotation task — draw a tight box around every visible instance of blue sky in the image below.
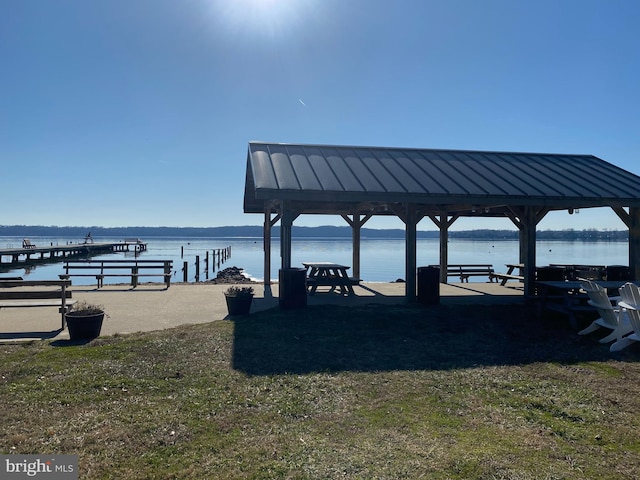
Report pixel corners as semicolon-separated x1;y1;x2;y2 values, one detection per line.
1;0;638;231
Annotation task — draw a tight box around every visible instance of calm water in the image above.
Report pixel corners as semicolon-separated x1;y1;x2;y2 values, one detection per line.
0;236;630;285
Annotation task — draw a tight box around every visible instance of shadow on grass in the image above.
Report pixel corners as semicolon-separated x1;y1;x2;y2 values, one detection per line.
232;303;640;375
50;338;97;347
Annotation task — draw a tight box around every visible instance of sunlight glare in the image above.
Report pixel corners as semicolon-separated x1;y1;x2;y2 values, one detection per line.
207;0;313;42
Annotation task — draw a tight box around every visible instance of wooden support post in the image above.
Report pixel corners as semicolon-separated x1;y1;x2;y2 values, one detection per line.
342;213;372;281
183;261;188;283
279;204;300;270
264;208;281;289
195;255;200;282
428;212;458;283
614;206;640;280
265;210;272;286
631;208;640;280
390;203;421;302
131;266;139;288
164;261;172;287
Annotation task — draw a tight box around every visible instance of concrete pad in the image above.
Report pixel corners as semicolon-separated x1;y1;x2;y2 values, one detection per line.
0;281;524;342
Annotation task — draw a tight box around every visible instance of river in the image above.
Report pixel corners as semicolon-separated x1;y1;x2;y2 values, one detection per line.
0;236;629;285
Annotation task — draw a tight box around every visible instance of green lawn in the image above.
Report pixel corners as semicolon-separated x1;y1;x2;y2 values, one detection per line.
2;303;639;479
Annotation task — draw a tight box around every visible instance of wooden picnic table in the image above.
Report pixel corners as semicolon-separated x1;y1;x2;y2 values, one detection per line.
506;263;524;275
302;262;356;296
492;263;525;286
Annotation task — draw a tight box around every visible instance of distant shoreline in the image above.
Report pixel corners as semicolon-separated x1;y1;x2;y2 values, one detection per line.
0;225;628;242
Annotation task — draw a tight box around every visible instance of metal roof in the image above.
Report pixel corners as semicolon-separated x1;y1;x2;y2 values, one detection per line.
244;142;640;216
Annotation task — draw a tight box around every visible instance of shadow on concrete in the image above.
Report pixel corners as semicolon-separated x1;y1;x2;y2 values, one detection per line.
0;329;63;341
71;285;169;293
232;303;639;376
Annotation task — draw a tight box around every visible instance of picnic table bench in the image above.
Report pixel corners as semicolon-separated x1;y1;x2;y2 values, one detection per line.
60;259;173;288
0;279;74;329
446;264;496;283
303;262;359;296
491;263;525;286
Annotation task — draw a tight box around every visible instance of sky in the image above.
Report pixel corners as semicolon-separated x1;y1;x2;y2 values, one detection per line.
1;0;639;232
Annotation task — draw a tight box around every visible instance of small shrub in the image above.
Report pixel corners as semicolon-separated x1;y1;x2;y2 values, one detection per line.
68;300;105;315
224;286;254;298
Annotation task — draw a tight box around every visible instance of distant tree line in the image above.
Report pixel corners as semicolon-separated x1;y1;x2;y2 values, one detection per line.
450;228;627;241
0;225;629;241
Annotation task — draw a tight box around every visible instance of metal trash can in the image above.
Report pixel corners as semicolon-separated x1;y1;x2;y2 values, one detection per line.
417;266;440;305
279;268;307;310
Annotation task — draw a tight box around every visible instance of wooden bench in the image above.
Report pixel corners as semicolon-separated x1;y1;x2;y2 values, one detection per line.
60;259;173;288
0;280;74;329
446;264;496;283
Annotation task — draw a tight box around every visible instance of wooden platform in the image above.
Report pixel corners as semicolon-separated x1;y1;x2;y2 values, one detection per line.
0;241;147;268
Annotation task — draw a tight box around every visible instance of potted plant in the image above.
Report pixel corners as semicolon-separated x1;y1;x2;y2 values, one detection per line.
224;286;254;316
65;300;106;340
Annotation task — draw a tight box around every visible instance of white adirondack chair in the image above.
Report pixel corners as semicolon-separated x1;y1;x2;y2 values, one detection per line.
577;280;631;344
611;283;640;352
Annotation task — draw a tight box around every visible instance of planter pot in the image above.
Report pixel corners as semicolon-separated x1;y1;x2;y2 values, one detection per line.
65;311;105;340
225;294;253;316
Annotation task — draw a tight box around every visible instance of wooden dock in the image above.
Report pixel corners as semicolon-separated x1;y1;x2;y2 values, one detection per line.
0;240;147;268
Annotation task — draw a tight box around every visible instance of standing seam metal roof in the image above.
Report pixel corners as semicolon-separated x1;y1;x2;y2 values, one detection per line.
244;142;640;213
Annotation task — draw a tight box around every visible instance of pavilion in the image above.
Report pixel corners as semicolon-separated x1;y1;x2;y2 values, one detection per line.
243;142;640;300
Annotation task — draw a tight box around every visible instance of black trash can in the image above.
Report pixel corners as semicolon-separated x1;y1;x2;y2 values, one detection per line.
279;268;307;310
535;265;566;295
606;265;632;281
417;266;440;305
606;265;633;294
536;266;565;281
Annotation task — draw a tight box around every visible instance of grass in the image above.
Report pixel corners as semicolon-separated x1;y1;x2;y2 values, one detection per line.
1;302;640;479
